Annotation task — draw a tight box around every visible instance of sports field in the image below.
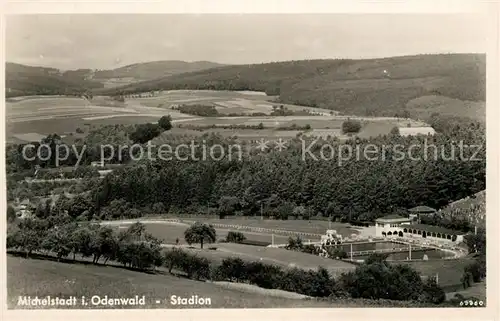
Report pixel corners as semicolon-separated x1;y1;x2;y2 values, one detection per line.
107;220;292;245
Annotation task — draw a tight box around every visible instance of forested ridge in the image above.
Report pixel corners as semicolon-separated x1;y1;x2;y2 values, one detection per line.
98;54;485;118
6;63;103;97
6;114;484;222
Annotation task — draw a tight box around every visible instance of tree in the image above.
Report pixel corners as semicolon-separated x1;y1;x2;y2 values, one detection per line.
464;230;486;255
90;226;118;264
184;222;217;249
129;123;162;144
158;115;173;131
364;253;390;265
7;205;16;223
163;247;188;273
286;236;303;251
42;226;74;261
218;196;240;218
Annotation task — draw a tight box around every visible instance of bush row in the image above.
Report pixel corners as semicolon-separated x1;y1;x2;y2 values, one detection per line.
7;218;163;271
163;249;446;304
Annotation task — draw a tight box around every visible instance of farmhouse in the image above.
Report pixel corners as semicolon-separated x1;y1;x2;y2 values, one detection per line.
375;214;464;244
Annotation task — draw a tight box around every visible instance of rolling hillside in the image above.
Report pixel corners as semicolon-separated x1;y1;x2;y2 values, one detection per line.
93;60;226;81
5;60;225;96
6;63;104;97
99;54;486;120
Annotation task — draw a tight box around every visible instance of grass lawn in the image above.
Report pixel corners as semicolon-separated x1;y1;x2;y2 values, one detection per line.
396;258;477;289
445;281;486;301
7;255;341;309
7;255;415;308
113;222;291;245
183;243;356;277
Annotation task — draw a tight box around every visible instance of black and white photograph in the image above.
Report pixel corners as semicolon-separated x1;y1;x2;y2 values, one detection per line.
2;5;495;315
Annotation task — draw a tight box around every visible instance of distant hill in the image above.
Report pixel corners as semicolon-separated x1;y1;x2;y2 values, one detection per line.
92;60;226;83
99;54;485;120
6;62;103;97
5;61;226;94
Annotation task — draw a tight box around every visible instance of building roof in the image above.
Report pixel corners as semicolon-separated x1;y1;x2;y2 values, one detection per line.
376;214;410;222
406;223;463;235
408;206;437;213
399;127;436;136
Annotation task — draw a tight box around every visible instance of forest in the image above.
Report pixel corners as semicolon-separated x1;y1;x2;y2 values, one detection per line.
98;54;486;118
6;114;485;223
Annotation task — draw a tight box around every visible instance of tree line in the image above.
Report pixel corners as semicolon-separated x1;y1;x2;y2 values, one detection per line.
6;217;447;305
6;115;485;227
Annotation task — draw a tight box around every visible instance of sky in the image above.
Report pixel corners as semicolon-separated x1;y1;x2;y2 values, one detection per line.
6;14;488;70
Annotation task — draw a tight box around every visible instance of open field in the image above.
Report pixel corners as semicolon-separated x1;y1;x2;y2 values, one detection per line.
6;90;429;143
445;281;486;301
7;255;431;308
184;243;356;277
6;255;334;309
398;257;477;290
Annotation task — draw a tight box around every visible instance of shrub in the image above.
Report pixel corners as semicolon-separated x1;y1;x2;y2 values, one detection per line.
178;104;219;117
218;257;247;282
302;244;320;255
341;119;362;134
326;247;348;259
286;236;303;251
245;262;284;289
226;231;246;243
420;276;446;304
163;247;189;273
178;254;211;280
338;259;430;301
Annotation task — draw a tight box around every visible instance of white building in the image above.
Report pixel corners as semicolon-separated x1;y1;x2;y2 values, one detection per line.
375;214;412;237
398;126;436;137
375;214;464;244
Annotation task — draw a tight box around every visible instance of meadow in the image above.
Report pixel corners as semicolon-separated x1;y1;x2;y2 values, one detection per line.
6;255;329;309
184;243;356;277
5;90;428;144
7;256;431;309
399;257;478;290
